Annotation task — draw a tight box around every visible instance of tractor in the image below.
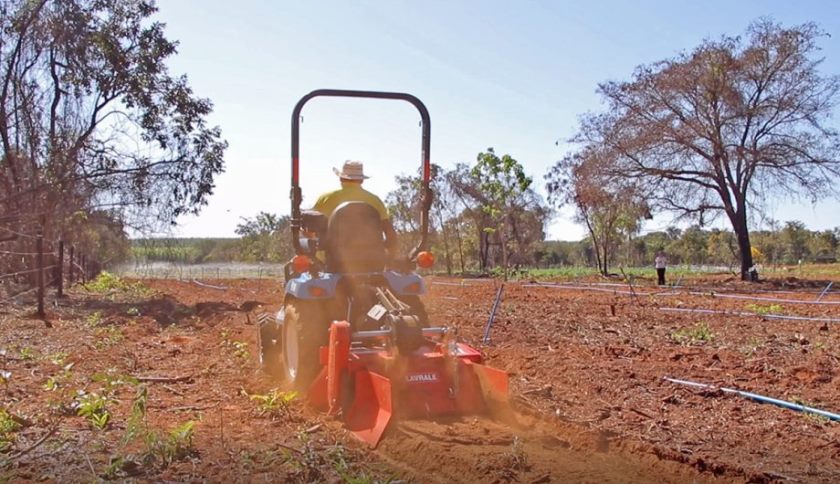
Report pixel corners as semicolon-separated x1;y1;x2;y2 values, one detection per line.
258;89;508;447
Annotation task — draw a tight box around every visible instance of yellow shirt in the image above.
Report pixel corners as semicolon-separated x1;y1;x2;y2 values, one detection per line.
312;181;389;221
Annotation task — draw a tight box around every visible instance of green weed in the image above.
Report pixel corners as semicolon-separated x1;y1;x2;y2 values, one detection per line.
671;323;715;345
232;341;249;359
47;351;70;366
0;408;20;451
86;311;103;328
18;347;35;361
249;389;297;420
328;444;387;484
220;329;250;360
746;303;784;315
741;337;763;356
92;370;139;393
803;411;830;424
75;392;114;430
94;326;124;349
139;420;196;466
83;271;153;298
109;387;197;476
43;363;74;392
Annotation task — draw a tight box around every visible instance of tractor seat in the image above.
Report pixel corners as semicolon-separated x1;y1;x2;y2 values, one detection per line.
325;202;387;273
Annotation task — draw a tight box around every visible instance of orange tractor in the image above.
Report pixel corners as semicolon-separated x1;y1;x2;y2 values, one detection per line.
259;89;509;447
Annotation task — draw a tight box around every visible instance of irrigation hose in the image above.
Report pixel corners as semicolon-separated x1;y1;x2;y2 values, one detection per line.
664;377;840;422
659;306;840;323
482;283;505;344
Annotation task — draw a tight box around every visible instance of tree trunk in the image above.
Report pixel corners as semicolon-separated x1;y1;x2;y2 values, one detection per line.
479;229;489;271
731;204;756;281
436;210;452;275
499;226;509;280
453;220;466;273
601;236;609;276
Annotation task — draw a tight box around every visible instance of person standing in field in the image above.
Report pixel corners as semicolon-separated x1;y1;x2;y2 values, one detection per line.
655;250;667;286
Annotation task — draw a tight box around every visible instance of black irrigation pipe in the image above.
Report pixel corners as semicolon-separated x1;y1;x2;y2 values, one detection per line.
687;291;840;306
522;282;680;297
431;281;474;287
527;283;840;305
816;281;834;302
660;306;840;324
482;283;505;344
664;377;840;422
191;279;228;291
524;283;840;324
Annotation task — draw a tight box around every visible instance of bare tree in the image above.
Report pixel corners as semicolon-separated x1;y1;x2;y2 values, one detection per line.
571;20;840;280
0;0;226;255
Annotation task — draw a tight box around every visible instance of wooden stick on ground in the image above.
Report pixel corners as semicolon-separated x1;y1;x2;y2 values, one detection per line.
8;425;58;462
134;375;193;383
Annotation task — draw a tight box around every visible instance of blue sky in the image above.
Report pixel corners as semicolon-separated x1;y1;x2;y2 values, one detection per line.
155;0;840;240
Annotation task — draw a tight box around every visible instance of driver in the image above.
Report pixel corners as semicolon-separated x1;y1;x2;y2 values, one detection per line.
311;160;398;257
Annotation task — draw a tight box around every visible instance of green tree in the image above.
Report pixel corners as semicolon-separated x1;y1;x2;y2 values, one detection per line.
448;155;548;273
235;213;292;262
808;230;837;262
469;148;538;277
706;229;737;269
566;20;840;280
781;220;809;263
675;226;708;266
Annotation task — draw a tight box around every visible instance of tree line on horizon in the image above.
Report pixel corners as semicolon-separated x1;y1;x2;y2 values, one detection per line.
130;216;840;276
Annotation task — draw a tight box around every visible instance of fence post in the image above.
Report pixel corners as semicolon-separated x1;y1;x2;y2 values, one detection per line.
36;232;45;317
56;240;64;298
68;245;75;284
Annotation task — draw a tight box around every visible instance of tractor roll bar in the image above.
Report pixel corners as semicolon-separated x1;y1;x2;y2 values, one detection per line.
290;89;433;259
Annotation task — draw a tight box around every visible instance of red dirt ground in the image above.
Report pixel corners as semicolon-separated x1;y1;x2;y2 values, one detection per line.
1;275;838;482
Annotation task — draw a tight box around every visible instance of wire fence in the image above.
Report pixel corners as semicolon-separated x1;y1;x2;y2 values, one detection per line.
0;229;99;316
112;262;287;280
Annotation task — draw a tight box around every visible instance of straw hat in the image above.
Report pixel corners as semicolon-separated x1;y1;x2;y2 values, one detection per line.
333;160;369;180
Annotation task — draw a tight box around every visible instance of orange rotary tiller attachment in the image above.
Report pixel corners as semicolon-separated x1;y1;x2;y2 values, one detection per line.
309;320;509;448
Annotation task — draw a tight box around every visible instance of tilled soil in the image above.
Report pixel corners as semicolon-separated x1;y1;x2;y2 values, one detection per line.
429;278;840;482
0;275;837;482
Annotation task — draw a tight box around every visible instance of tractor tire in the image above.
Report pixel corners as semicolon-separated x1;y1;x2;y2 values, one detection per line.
258;312;283;377
282;298;329;390
400;295;430;328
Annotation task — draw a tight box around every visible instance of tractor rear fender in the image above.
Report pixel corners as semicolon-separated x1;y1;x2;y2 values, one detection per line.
384;270;426;296
285;272;341;300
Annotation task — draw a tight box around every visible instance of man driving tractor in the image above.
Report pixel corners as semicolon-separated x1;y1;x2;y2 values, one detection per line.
311;160;398;258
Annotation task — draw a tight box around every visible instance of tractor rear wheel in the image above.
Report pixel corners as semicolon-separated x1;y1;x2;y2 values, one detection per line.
258;312;283;377
282;298;329;390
